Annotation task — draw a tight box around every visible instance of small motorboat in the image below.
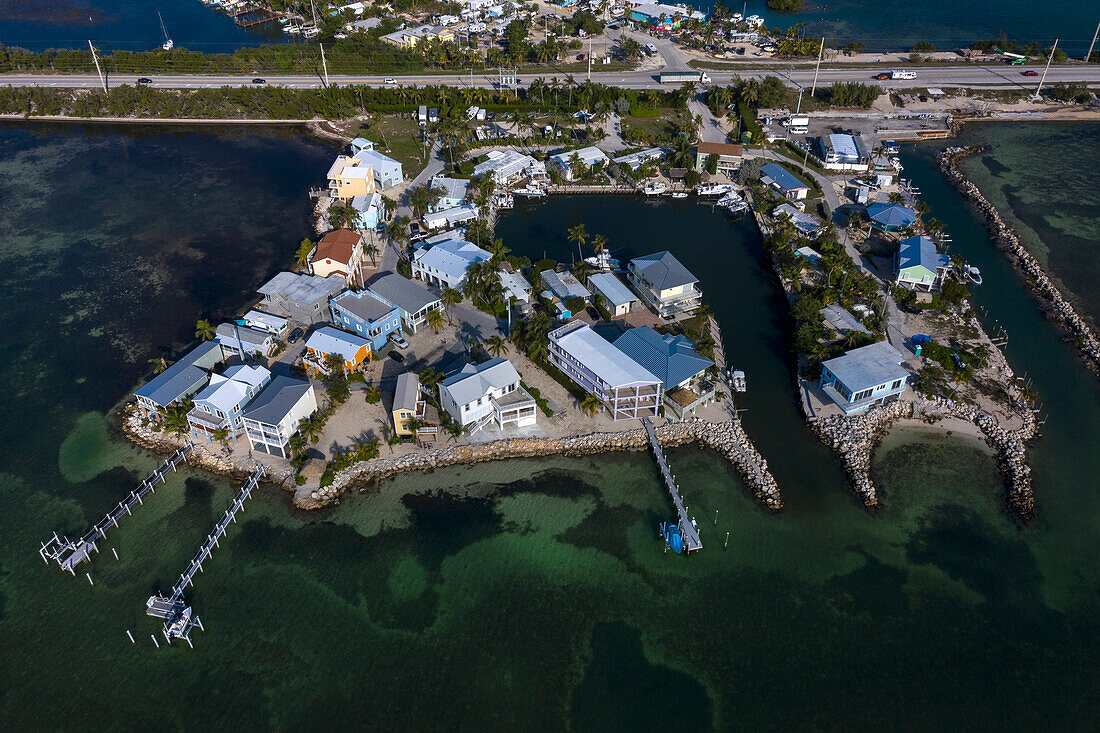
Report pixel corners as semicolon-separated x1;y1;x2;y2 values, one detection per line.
730;369;747;392
641;181;668;196
697;182;735;196
585;251;620;271
659;521;684;554
965;265;983;285
512;186;546;197
167;605;192;637
668;191;689;199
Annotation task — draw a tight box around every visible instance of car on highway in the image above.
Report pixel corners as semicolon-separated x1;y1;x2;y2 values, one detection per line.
874;73;891;80
1021;70;1038;76
252;78;266;84
384;77;396;84
137;77;152;85
287;327;304;344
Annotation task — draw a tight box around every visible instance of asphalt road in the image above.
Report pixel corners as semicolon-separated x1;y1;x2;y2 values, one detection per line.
2;64;1097;92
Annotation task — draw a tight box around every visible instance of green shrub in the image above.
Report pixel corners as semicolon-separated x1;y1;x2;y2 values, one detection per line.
294;474;307;486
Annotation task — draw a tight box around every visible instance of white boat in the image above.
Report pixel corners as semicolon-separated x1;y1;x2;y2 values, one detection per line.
641;181;668;196
697;183;735;196
731;369;747;392
513;186;546;197
284;24;302;34
668;191;689;199
965;266;983;285
610;5;625;16
585;251;620;271
158;12;174;51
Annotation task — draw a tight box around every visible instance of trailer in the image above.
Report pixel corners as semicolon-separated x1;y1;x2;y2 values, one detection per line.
658;70;711;84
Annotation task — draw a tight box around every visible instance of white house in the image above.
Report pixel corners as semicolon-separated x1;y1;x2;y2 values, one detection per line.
215;322;275;358
473;149;544;186
429;175;470;211
437;358;537;433
814;134;869;172
550;146;610;181
819;341;910;415
412;236;491;289
187;364;272;445
588;272;639;316
422;203;479;231
499;270;532;304
626;251;702;318
241;310;288;336
612;147;665;172
241;375;318;458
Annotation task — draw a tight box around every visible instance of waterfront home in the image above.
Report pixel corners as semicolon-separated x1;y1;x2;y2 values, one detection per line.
135;341;224;421
819;340;910;415
819;303;871;336
612;147;665;172
550;146;610;181
499;270;533;304
258;272;345;325
866;202;917;233
438;358;537;433
540;269;591;304
393;372;424;437
241;310;288;336
760;163;810;201
613;326;714;419
304;325;372;375
894;235;950;291
412;236;491;290
626;251;702;318
694;142;743;176
242;375;318;458
215;322;274;358
429;175;470;212
187;364;271;445
380;24;455;49
473;150;545;187
587;272;639;316
349;136;372;154
423;204;480;231
311;228;365;286
350;192;384;230
795;246;822;267
327;155;377;202
548;322;663;421
329;289;402;350
630;3;706;30
353;148;404;190
773;203;824;239
814;134;869;171
367;272;443;334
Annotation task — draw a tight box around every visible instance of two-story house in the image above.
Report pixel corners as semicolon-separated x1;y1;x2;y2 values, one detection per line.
257;272;345;325
894;235;951;292
187;364;272;445
411;236;491;290
242;375;318;459
135;341;224;421
329;289;403;351
215;322;275;359
437;358;537;434
819;341;911;415
303;325;372;376
626;251;702;318
310;228;365;286
327;155;377;202
367;273;444;335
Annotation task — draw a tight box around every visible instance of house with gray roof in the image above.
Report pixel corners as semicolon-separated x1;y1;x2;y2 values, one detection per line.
135;341;224;421
540;269;591;303
353;148;403;189
548;322;662;421
242;375;318;458
187;364;271;444
429;175;470;212
894;235;950;291
614;326;714;419
412;237;491;290
215;322;274;359
626;251;702;318
587;272;639;316
328;289;402;350
257;271;345;325
367;272;443;334
819;340;910;415
438;358;536;433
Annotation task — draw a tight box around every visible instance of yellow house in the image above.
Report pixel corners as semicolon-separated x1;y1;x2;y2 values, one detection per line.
327;155;377;202
303;326;372;376
380;24;455;49
392;372;420;437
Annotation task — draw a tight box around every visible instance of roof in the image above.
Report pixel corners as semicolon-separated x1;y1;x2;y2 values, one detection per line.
822;340;909;391
822;134;865;163
440;358;521;406
819;304;871;336
135;341;223;407
630;251;698;291
550;323;660;388
430;175;469;201
215;322;271;348
313;229;362;267
354;148;402;172
897;235;949;275
613;326;712;389
193;364;271;414
242;375;313;426
550;146;609;168
367;273;440;314
612;147;665;170
331;289;397;324
540;269;591;300
350;192;383;214
774;203;823;237
306;325;371;362
394;372;421;413
243;310;288;331
414;237;491;280
473;149;539;181
632;3;706;20
258;271;345;306
796;246;821;264
498;271;532;300
760;163;809;193
588;272;638;308
696;141;743;157
866;203;917;228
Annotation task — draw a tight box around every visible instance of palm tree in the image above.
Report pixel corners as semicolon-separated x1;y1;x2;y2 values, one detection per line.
287;433;307;459
162;402;191;441
573;261;593;283
148;356;171;374
441;287;462;323
365;385;381;403
888;191;905;205
591;234;608;256
295;238;315;270
426;308;445;333
363;239;379;267
299;416;322;445
485;334;508;357
580;393;602;418
567;223;588;261
212;427;231;456
445;421;465;443
419;366;444;391
195;319;215;341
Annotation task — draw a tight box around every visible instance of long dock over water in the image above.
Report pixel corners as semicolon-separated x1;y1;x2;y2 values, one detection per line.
146;464;265;646
39;443;193;574
642;418;703;553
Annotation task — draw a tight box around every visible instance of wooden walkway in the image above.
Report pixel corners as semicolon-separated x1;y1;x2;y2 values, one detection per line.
39;443;193;574
641;418;703;553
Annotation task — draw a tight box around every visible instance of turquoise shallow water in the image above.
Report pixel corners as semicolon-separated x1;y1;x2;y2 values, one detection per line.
0;121;1098;729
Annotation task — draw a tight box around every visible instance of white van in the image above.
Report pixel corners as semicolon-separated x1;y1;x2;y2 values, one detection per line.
891;70;917;80
786;115;809;134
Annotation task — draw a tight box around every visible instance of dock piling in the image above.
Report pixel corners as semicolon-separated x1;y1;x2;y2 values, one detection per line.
112;548;119;561
151;635;159;648
126;629;134;644
86;572;93;586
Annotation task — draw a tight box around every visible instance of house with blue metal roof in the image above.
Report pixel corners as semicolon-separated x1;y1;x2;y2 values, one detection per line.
215;322;274;359
894;235;950;291
866;202;917;233
760;163;810;201
819;340;910;414
588;272;639;316
187;364;271;445
614;326;715;419
134;341;224;421
330;289;402;349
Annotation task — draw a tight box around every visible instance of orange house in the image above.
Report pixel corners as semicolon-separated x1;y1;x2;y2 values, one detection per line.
303;325;372;376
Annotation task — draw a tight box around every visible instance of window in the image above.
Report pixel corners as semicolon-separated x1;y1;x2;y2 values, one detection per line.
890;379;903;390
853;388;874;402
356;324;362;332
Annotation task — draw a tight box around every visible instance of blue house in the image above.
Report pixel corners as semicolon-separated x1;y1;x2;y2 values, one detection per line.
760;162;810;200
135;341;224;421
330;290;402;351
866;203;917;233
819;341;910;414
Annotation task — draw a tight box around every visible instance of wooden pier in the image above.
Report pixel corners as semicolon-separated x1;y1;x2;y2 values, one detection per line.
641;418;703;553
145;464;264;646
39;444;193;574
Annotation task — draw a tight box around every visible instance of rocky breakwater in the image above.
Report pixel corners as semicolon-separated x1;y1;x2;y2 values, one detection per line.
813;397;1037;519
937;145;1100;377
301;417;783;512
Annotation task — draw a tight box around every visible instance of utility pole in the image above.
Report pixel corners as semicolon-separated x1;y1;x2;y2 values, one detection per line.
588;37;592;81
810;36;824;96
1034;38;1058;98
88;40;107;94
320;42;330;88
1086;20;1100;63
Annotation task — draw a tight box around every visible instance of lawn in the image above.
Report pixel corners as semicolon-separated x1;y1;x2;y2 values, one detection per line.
356;115;431;178
619;108;682;146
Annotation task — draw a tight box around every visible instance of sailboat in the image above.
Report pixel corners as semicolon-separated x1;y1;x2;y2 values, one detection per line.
159;12;174;51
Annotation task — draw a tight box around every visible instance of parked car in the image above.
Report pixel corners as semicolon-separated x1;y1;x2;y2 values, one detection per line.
388;331;409;349
388;350;406;363
1021;70;1038;76
287;327;304;343
898;303;922;315
252;78;266;84
137;77;152;85
951;352;966;370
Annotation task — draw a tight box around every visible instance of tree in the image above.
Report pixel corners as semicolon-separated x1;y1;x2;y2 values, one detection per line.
426;308;445;333
161;401;191;441
409;183;444;218
365;385;381;404
148;356;171;374
581;393;602;418
485;334;508;357
567;223;588;261
295;238;315;270
888;191;905;205
591;234;608;256
419;366;444;391
445;421;465;443
573;260;593;283
212;427;231;456
195;319;215;341
299;416;322;444
364;239;379;267
441;288;462;324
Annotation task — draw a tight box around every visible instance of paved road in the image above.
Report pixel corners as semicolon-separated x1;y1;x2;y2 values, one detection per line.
4;63;1097;92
